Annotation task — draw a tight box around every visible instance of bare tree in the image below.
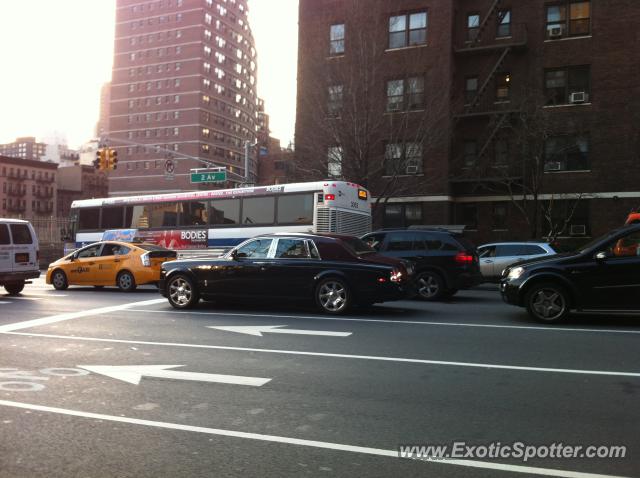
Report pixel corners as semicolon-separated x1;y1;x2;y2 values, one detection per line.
295;0;450;222
452;88;590;239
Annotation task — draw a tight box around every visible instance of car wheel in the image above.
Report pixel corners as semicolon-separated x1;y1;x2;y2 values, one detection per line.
316;278;351;315
4;282;25;296
525;282;570;323
51;270;69;290
415;271;445;301
167;274;200;309
117;271;137;292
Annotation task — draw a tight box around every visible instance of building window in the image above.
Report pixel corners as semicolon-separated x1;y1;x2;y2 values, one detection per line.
492;203;508;230
463;140;477;168
496;10;511;37
329;23;345;55
544;135;590;172
384;142;422;175
388;11;427;49
495;73;510;101
546;1;590;39
494;138;509;166
459;204;478;230
327;146;343;178
327;85;343;116
466;13;480;41
201;144;210;154
386;77;424;112
464;76;478;104
544;66;590;105
383;203;423;228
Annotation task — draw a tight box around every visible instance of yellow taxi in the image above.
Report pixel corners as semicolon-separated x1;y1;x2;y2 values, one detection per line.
46;241;177;291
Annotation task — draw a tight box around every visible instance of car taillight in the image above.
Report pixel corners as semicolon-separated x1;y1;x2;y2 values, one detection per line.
140;252;151;267
390;268;403;282
455;252;474;264
325;194;336;201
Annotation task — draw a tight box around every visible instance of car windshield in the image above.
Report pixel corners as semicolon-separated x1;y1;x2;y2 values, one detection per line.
340;237;376;255
578;228;623;253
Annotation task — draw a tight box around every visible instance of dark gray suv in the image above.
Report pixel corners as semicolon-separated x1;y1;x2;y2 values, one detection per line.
362;228;481;300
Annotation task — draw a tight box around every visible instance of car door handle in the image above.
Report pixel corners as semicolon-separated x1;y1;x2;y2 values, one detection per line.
114;259;120;263
88;262;95;265
484;259;493;263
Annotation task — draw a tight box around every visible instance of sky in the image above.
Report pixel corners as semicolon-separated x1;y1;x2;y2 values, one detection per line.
0;0;298;149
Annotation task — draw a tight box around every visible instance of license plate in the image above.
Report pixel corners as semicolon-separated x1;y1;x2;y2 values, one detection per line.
15;253;29;263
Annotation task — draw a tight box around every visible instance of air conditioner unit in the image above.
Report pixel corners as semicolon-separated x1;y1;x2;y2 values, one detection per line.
569;91;588;104
570;224;586;236
545;161;562;171
548;26;564;38
406;165;419;174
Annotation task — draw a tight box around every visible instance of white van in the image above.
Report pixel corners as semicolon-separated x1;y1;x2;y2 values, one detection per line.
0;219;40;295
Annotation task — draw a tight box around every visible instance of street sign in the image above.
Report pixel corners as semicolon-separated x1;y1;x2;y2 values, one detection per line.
207;325;352;337
191;171;226;183
164;159;175;181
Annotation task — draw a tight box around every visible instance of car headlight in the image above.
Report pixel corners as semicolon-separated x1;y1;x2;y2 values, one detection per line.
507;266;525;279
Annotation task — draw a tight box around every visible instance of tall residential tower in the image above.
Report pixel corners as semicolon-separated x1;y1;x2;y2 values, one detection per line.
109;0;259;195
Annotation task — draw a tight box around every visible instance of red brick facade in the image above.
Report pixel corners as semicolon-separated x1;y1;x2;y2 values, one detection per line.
295;0;640;244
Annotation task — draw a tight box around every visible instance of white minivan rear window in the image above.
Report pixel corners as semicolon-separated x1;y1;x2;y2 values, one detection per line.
9;224;33;244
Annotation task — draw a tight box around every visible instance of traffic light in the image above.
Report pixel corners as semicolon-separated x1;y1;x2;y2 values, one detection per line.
94;148;106;170
107;148;118;170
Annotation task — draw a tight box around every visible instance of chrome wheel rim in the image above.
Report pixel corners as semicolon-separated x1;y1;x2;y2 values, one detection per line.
318;281;347;312
119;273;133;289
169;278;192;306
418;275;439;298
531;288;566;320
53;272;65;288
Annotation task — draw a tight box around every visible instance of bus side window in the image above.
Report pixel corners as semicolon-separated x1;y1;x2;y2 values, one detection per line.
210;199;240;226
242;197;275;225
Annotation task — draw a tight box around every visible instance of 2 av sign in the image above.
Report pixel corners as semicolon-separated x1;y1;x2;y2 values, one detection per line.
191;171;226;183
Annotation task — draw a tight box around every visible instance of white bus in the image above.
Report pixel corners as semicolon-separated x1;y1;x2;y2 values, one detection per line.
68;181;372;252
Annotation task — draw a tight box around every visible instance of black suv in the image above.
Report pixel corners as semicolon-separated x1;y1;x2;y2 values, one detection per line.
361;228;481;300
501;224;640;323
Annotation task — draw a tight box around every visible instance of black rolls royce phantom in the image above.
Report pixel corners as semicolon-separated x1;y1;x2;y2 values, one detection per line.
159;233;415;314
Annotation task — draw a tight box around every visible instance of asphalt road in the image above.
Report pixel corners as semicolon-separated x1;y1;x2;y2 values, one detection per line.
0;277;638;478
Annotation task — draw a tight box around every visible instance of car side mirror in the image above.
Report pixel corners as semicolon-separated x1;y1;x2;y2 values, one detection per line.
595;251;609;261
230;249;238;260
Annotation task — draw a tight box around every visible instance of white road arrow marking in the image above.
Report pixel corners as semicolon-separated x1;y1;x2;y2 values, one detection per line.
208;325;352;337
78;364;270;387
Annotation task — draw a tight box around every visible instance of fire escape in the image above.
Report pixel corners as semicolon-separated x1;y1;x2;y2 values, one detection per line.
452;0;528;191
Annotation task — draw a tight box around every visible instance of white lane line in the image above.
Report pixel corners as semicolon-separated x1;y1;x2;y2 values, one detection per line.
0;400;627;478
0;298;166;333
126;309;640;335
5;332;640;378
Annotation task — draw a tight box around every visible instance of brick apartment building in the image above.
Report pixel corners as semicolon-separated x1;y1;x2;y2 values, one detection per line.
0;155;57;218
108;0;260;196
295;0;640;243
